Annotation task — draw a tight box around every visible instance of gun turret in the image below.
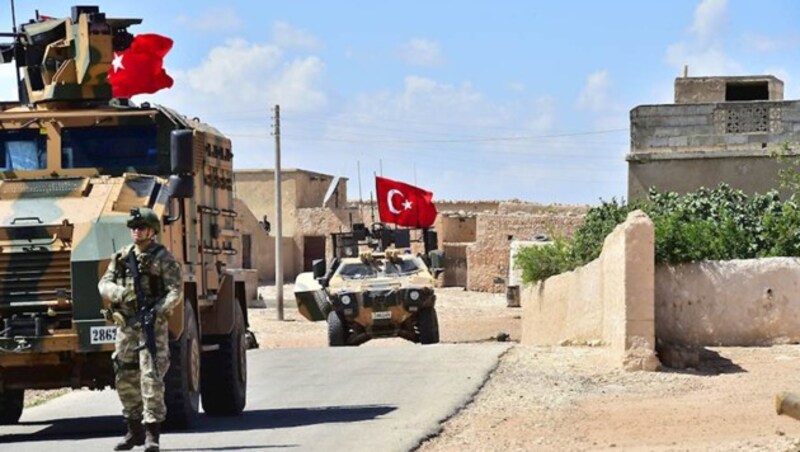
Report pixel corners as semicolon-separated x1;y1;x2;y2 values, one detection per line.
0;5;141;104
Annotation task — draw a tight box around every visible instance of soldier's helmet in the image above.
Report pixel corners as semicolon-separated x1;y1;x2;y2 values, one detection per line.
127;207;161;234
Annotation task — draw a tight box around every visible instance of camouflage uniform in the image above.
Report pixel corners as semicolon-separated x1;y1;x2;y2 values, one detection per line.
98;240;183;424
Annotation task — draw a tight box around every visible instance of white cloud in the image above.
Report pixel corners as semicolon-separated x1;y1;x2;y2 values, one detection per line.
664;0;742;77
151;38;326;114
689;0;727;45
666;43;743;76
272;22;321;51
741;32;782;53
507;82;526;93
175;7;243;32
576;70;612;112
399;39;443;67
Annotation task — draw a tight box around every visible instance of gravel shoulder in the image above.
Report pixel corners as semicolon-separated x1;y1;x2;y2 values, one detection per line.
256;285;800;451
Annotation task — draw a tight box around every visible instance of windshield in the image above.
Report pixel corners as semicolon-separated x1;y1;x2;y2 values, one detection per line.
0;129;47;171
337;257;422;280
61;125;158;170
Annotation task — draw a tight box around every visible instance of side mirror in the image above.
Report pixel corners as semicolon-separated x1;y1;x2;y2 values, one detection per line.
167;174;194;199
170;130;194;174
312;259;326;280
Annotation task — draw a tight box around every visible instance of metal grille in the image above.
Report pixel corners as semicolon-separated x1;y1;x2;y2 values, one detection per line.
0;250;71;303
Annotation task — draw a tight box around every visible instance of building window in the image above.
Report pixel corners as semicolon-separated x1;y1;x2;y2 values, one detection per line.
725;82;769;101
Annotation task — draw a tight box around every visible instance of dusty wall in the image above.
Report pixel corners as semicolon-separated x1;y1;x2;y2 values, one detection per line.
655;258;800;345
521;211;658;371
467;214;584;292
436;215;477;244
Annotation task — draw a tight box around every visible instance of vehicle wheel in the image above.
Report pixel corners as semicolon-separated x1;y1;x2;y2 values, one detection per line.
201;301;247;416
417;307;440;344
164;302;201;429
0;389;23;425
327;311;347;346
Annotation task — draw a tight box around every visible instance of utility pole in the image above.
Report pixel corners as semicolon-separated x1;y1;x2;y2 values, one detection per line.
273;105;284;321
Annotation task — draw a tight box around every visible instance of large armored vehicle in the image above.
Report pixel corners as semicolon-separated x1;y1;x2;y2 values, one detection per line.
294;223;443;346
0;6;250;427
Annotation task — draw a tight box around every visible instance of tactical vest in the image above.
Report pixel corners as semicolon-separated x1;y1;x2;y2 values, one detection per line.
114;243;168;304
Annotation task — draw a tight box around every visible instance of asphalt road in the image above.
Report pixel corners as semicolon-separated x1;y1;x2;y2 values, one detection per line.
0;343;510;452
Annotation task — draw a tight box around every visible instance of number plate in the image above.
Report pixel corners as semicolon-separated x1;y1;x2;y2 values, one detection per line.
90;326;118;344
372;310;392;320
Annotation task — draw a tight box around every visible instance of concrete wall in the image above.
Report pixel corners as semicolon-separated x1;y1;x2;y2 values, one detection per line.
521;211;659;371
628;100;800;200
674;76;784;104
655;258;800;345
467;214;584;292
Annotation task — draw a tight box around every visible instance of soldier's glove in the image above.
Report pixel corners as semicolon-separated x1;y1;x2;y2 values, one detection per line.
154;300;172;320
118;288;136;306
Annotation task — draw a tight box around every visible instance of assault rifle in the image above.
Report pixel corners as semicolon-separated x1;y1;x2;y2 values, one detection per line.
126;250;159;375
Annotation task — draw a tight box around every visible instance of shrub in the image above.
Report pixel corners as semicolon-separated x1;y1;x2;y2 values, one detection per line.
516;184;800;284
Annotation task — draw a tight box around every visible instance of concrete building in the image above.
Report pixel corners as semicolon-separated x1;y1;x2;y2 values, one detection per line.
628;75;800;199
234;169;356;282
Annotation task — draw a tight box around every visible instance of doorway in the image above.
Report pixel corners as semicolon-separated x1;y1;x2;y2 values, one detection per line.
303;236;326;272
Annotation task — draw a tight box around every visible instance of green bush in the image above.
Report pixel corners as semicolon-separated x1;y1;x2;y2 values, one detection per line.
515;184;800;284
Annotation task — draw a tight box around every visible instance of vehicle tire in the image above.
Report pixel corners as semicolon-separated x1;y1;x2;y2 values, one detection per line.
164;302;201;430
201;301;247;416
327;311;346;346
0;389;23;425
417;307;440;344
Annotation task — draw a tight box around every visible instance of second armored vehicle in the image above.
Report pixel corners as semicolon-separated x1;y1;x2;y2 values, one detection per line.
294;223;442;346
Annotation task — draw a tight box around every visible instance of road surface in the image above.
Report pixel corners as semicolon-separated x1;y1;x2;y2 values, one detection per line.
0;343;509;451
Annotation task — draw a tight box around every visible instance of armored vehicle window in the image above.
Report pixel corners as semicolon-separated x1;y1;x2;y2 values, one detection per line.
337;263;379;280
384;257;422;276
61;125;158;171
0;129;47;171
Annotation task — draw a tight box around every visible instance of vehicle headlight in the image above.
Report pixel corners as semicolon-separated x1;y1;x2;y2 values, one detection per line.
409;290;420;301
341;294;352;305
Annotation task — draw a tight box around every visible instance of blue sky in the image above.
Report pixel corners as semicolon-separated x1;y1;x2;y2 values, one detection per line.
2;0;799;204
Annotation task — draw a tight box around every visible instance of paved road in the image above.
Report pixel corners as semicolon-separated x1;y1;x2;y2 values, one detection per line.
0;343;510;452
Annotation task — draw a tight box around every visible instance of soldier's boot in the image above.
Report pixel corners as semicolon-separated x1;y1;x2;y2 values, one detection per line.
144;422;161;452
113;418;145;451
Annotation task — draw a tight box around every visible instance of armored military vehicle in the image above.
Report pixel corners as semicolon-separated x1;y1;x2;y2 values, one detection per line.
294;223;442;346
0;6;249;427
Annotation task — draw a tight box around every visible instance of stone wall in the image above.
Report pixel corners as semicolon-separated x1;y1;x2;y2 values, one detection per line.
467;214;584;292
521;211;659;371
655;258;800;345
436;214;477;244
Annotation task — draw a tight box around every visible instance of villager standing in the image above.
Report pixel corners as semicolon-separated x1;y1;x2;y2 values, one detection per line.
98;208;183;452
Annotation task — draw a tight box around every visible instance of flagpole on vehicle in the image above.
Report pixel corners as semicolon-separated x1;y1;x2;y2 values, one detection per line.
273;104;284;321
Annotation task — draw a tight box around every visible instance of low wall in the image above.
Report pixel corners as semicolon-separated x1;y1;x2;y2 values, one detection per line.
521;211;659;371
656;258;800;345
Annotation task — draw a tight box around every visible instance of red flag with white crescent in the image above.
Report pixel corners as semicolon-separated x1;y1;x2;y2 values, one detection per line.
375;176;437;228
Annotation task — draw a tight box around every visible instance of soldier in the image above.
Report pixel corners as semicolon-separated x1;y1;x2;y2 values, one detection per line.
98;207;183;452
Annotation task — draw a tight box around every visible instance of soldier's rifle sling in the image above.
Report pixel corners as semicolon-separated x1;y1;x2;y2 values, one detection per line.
126;250;159;376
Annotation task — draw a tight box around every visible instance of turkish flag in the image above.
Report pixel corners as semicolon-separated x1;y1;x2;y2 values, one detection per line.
107;34;174;98
376;176;438;228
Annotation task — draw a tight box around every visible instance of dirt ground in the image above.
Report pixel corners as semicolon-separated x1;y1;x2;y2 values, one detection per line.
253;285;800;452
